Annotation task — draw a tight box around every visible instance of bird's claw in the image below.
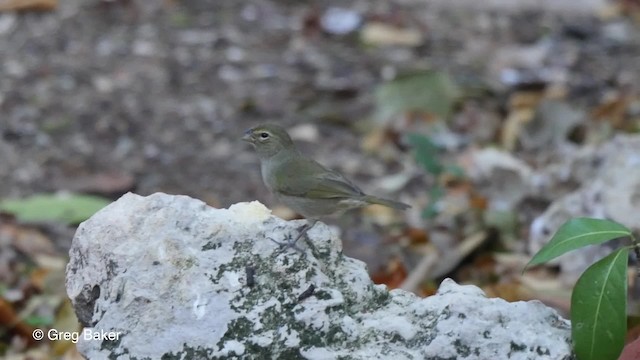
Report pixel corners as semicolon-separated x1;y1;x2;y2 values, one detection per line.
269;224;314;254
268;221;318;255
268;237;305;254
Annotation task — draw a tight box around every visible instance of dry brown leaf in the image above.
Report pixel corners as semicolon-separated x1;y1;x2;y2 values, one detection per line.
501;91;544;150
417;282;438;297
360;128;387;153
403;227;429;246
509;91;544;109
0;0;56;11
371;257;407;289
0;298;37;345
591;93;631;129
483;280;530;302
29;268;51;292
501;108;535;150
468;192;488;211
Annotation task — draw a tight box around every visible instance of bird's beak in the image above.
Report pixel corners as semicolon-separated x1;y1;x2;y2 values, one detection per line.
241;129;254;143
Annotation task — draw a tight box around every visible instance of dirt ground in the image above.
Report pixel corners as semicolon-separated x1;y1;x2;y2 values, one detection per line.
2;0;640;338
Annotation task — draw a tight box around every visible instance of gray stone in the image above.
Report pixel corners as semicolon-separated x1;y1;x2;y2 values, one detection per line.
66;193;573;359
529;135;640;282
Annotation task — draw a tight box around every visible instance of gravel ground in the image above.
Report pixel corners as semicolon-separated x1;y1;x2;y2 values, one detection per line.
1;0;639;265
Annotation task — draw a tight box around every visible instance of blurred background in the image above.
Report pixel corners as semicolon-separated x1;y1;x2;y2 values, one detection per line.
2;0;640;358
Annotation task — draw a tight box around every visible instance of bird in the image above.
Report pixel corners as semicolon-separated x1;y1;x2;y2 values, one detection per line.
242;123;410;249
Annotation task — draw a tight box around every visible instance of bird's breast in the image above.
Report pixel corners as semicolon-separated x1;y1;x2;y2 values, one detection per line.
260;161;276;191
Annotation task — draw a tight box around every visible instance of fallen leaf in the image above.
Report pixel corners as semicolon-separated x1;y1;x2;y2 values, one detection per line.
0;193;111;225
371;257;407;289
374;71;460;122
501;91;544;150
591;92;631;129
0;0;56;11
0;298;37;345
361;22;423;47
483;280;530;302
403;227;430;246
501;107;535;151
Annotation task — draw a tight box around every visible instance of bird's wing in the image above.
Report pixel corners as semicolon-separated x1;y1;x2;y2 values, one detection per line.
272;157;365;199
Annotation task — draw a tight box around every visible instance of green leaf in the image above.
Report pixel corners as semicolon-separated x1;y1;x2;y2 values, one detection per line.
374;70;460;120
24;314;54;327
526;218;631;269
571;247;628;360
0;193;111;225
443;164;466;179
422;186;444;219
407;133;443;175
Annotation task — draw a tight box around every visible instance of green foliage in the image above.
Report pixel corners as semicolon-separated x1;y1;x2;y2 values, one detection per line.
407;133;465;219
422;187;444;219
0;193;111;225
526;218;631;269
24;314;55;327
407;134;443;176
526;217;634;360
374;70;460;121
571;248;628;360
375;71;462;220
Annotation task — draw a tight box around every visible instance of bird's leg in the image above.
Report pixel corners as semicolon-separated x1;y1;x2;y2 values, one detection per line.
270;233;304;254
290;219;318;247
270;219;318;253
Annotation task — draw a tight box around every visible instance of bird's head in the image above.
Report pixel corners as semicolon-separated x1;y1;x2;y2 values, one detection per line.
242;123;295;159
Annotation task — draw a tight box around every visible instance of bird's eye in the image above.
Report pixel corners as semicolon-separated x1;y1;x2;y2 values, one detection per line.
260;132;270;139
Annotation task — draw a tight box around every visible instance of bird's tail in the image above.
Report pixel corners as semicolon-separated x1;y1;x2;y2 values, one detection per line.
363;195;410;210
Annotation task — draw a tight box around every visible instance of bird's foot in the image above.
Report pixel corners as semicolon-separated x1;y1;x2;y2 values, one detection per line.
269;236;305;254
270;220;318;255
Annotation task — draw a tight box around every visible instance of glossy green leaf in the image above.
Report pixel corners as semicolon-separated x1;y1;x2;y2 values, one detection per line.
374;70;460;120
526;218;630;269
571;247;628;360
0;193;111;225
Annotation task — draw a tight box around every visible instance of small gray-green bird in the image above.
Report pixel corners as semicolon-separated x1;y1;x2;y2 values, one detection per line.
242;123;410;248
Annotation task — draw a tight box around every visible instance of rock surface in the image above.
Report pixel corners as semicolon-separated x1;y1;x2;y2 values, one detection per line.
529;135;640;282
468;135;640;282
66;192;573;359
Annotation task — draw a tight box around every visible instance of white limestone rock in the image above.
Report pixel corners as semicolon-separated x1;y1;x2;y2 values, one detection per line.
66;192;572;359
